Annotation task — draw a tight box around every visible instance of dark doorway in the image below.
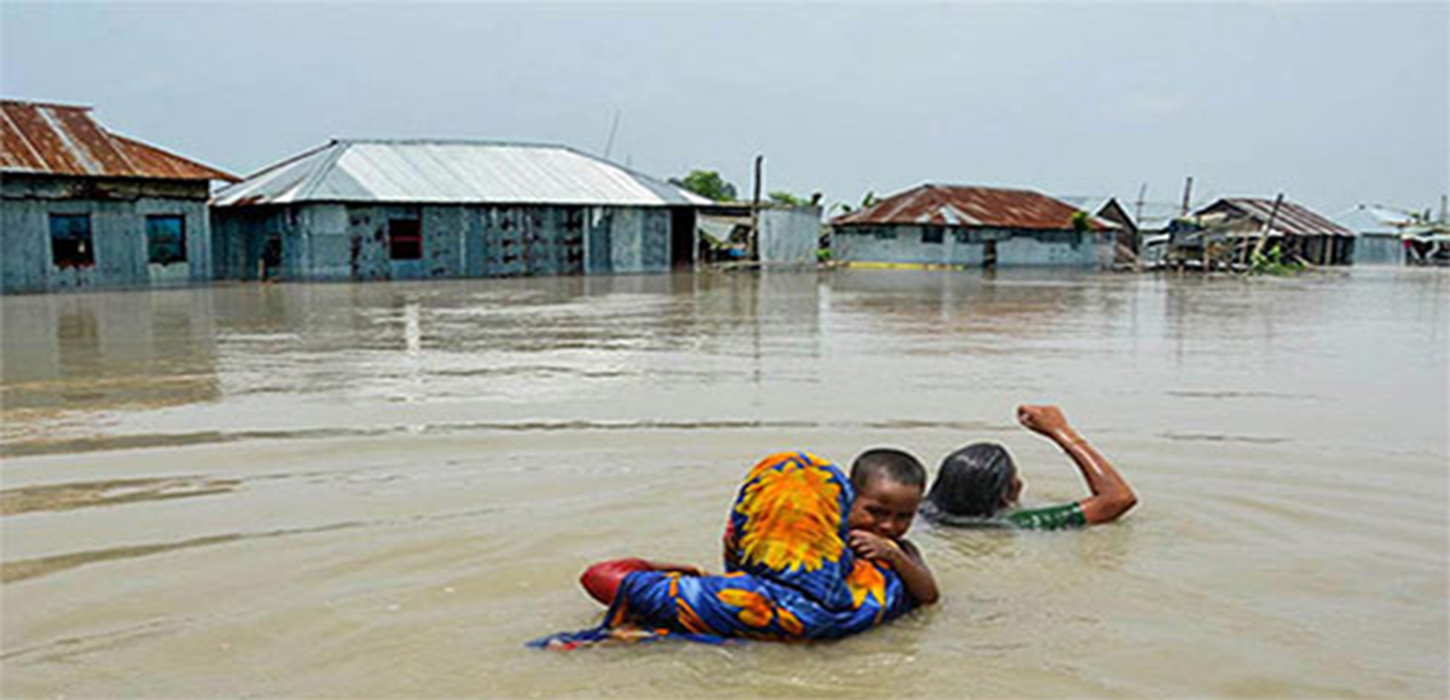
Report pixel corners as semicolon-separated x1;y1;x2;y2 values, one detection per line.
259;234;283;280
670;208;696;269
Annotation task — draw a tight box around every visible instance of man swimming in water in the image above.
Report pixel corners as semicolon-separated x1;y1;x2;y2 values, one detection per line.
921;405;1137;530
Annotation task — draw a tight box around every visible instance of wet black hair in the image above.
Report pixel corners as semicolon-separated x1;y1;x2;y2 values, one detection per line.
850;448;927;493
924;442;1017;519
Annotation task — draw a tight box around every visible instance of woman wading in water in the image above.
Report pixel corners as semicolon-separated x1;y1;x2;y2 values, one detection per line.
921;405;1137;530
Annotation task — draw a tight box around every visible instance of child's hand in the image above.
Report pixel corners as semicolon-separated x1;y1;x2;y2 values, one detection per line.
1017;404;1070;436
848;529;903;564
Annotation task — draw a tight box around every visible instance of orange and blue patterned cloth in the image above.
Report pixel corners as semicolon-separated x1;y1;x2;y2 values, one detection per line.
530;451;916;648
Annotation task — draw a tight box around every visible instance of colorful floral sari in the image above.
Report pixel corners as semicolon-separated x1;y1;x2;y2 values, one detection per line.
530;451;916;648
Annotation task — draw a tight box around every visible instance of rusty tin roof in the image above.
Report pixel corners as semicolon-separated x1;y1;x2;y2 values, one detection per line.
831;183;1101;230
1198;198;1354;237
0;100;236;182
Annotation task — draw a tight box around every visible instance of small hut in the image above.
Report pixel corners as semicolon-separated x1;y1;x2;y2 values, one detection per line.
830;184;1114;268
0;99;237;294
1337;205;1417;265
210;139;710;282
1180;197;1356;267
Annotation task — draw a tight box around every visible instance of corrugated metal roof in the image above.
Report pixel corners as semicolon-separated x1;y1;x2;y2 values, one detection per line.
831;184;1102;230
0;99;237;182
1336;204;1418;235
1197;198;1354;237
212;139;712;207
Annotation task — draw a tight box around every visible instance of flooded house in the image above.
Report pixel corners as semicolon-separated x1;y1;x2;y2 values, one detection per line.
829;184;1114;268
1337;204;1415;265
1173;197;1357;267
1060;195;1140;265
209;139;710;282
698;204;823;266
1;100;237;294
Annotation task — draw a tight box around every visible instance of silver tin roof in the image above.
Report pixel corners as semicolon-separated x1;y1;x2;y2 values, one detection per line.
213;139;710;207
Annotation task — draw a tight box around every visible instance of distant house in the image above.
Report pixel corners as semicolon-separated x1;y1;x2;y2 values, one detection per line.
209;139;710;282
1337;204;1416;265
1059;195;1139;265
1;99;237;294
830;184;1114;268
1186;197;1356;266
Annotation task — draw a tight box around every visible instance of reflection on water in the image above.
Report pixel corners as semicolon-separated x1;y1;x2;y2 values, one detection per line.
0;476;239;516
1;269;1446;698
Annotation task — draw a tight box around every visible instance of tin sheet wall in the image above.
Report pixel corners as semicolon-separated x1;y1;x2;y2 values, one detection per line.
759;207;821;265
1353;235;1403;265
832;224;1112;268
211;203;672;282
1;175;212;294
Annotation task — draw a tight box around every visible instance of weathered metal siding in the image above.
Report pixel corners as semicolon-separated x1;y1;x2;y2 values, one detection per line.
1354;234;1405;265
2;174;212;294
210;203;670;282
604;207;671;274
759;207;822;265
832;224;1111;268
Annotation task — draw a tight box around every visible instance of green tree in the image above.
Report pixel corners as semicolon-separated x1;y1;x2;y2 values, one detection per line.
670;170;738;202
831;191;879;216
768;191;809;207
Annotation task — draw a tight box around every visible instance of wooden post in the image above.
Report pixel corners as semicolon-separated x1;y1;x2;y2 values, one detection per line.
1180;176;1193;215
1251;193;1285;264
1134;182;1147;226
749;154;763;262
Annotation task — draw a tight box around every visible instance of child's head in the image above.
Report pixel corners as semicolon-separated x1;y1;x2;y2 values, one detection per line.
924;442;1022;519
847;448;927;540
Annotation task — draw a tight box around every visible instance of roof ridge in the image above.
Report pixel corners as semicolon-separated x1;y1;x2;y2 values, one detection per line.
109;132;239;181
923;182;1040;193
292;140;355;202
335;137;573;149
222;140;340;189
0;98;93;111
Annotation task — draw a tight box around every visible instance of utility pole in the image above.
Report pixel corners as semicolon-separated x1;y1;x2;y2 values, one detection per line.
602;109;621;160
1134;182;1148;224
1251;192;1285;263
1180;176;1194;216
749;154;764;262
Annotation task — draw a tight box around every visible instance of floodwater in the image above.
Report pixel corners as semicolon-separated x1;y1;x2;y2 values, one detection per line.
1;268;1446;698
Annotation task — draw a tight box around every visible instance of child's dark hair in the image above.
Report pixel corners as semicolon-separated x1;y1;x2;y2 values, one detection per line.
925;442;1017;518
850;448;927;492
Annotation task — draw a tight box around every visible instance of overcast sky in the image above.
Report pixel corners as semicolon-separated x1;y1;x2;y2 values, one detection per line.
3;1;1445;217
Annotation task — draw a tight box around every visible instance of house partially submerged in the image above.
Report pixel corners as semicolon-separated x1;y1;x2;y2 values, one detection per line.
1059;195;1140;265
830;184;1114;268
1169;197;1356;267
697;204;822;266
1;100;237;294
1336;204;1416;265
210;139;710;282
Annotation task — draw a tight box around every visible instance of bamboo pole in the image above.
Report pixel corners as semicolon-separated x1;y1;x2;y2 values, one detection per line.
1251;193;1285;264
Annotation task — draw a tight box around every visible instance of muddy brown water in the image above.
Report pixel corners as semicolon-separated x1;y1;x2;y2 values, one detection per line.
1;269;1445;698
